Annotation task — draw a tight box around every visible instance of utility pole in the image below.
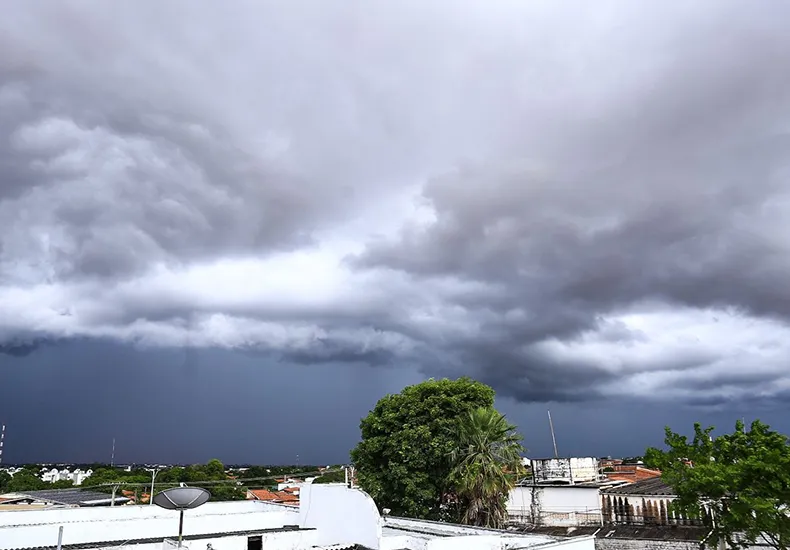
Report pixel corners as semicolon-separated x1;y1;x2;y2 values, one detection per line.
150;468;160;505
547;411;559;459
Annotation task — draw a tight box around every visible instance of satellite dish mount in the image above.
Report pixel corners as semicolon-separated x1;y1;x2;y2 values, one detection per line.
153;486;211;547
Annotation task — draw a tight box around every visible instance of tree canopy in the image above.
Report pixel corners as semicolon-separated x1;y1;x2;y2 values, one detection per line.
645;420;790;550
450;407;525;528
350;377;499;520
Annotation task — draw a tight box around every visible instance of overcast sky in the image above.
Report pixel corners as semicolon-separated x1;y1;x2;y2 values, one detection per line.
2;0;790;465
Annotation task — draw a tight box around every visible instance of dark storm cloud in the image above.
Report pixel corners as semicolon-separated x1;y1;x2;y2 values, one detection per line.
351;2;790;402
1;0;790;408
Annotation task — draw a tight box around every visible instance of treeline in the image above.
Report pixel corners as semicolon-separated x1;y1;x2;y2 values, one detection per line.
0;460;342;501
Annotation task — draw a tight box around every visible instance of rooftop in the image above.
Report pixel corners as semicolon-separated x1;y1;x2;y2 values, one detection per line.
0;489;130;507
601;477;675;497
605;465;662;483
0;484;595;550
381;516;575;549
597;525;711;541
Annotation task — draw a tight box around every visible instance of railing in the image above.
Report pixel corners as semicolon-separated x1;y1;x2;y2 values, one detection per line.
507;507;602;527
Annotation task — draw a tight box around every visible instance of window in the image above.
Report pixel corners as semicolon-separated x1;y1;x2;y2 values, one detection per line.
247;535;262;550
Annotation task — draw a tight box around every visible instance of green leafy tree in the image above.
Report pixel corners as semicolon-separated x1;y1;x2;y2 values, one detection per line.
645;420;790;550
350;377;496;520
208;484;246;501
314;468;347;484
6;470;46;492
204;459;226;479
0;471;12;493
450;407;525;528
51;479;75;489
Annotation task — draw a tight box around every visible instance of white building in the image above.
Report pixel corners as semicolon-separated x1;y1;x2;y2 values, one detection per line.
508;481;624;527
40;468;93;485
508;457;627;527
0;481;595;550
530;458;600;484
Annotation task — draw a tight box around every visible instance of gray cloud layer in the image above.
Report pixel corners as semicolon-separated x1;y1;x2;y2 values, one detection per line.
2;0;790;407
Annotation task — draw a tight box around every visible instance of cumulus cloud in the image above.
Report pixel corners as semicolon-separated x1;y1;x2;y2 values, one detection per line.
2;0;790;406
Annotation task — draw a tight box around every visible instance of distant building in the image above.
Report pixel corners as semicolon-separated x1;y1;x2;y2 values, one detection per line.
601;477;703;527
40;467;93;485
508;457;627;526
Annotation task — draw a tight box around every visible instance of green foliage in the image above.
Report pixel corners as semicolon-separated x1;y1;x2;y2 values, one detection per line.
50;479;75;489
5;470;46;492
645;420;790;550
314;468;347;484
0;471;11;493
81;467;150;488
208;484;246;501
205;459;225;478
2;461;325;505
450;407;525;528
350;377;496;520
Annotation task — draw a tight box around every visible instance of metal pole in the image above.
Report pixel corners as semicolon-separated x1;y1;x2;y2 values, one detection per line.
56;526;63;550
548;411;559;459
178;509;184;547
150;469;158;505
0;424;5;466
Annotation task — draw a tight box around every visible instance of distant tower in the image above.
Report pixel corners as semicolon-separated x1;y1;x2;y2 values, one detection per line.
0;424;5;466
111;438;116;467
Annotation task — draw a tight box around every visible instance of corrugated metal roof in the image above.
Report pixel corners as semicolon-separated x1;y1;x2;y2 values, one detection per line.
601;477;675;496
7;489;130;507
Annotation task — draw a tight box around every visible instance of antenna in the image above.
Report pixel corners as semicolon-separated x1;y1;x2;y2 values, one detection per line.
111;438;116;467
0;424;5;466
547;411;559;459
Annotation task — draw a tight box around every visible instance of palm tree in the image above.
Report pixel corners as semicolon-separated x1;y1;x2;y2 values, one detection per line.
450;407;525;528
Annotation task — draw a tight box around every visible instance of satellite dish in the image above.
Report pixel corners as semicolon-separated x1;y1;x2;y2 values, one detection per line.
153;487;211;510
153;487;211;547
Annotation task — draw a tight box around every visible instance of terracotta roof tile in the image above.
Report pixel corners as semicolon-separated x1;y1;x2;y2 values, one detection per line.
248;488;300;503
247;489;279;501
606;465;662;483
273;491;299;502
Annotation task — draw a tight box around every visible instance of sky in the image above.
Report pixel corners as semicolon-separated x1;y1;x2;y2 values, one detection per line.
1;0;790;465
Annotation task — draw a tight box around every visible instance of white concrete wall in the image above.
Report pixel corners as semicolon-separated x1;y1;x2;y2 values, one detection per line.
508;486;601;525
88;530;318;550
0;501;291;550
532;458;600;483
299;481;381;550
